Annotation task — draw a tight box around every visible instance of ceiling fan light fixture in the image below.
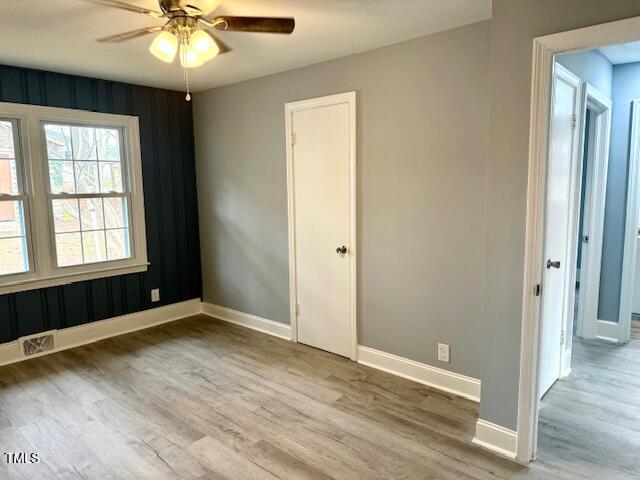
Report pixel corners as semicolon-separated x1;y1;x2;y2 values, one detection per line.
179;43;204;68
149;31;178;63
191;30;220;62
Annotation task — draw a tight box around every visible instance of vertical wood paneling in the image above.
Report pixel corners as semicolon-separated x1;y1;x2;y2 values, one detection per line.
24;70;44;105
181;98;202;297
0;66;23;103
89;279;110;321
0;297;14;343
154;90;179;305
0;64;201;342
13;291;43;337
44;72;72;108
62;283;89;327
169;93;188;300
45;288;63;331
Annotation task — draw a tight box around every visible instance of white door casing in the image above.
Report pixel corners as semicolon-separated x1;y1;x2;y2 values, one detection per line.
538;63;582;398
285;92;357;359
575;84;611;341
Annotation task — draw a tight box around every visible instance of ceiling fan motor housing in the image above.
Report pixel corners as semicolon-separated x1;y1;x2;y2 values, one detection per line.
160;0;203;16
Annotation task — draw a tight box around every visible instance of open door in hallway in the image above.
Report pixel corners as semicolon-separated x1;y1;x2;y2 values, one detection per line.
538;64;583;397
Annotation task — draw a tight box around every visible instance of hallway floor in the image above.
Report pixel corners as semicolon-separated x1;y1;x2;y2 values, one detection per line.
537;337;640;480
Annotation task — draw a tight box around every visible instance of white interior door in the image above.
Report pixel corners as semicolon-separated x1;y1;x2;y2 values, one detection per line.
539;64;582;398
287;93;356;358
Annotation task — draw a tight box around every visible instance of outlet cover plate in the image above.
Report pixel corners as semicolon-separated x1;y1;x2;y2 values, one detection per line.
151;289;160;302
438;343;450;363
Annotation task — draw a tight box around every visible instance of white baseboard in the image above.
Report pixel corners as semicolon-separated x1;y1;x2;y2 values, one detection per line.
472;419;517;460
0;298;202;367
201;302;292;340
356;345;481;402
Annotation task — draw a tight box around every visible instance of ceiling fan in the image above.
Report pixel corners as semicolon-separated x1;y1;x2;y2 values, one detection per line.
90;0;295;100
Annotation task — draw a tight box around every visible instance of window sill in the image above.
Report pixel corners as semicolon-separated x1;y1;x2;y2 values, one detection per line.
0;262;149;296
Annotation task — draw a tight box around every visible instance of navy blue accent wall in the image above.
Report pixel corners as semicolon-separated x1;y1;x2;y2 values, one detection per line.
0;65;202;342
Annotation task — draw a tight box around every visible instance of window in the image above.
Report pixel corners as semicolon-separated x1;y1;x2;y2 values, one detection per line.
0;103;147;294
44;125;131;266
0;119;31;277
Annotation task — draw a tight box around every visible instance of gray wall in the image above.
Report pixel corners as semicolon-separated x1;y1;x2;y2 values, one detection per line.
599;62;640;321
481;0;640;430
556;49;612;97
194;21;490;379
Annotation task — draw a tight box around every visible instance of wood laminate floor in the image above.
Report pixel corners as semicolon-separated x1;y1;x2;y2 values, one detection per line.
537;337;640;480
630;320;640;342
0;314;636;479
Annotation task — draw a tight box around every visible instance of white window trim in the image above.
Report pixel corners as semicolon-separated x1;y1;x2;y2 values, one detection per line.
0;102;148;295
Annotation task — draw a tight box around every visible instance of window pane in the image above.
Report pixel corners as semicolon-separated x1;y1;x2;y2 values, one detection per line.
72;126;97;160
75;161;99;193
52;199;80;233
55;232;82;267
0;200;26;238
45;124;72;160
80;198;104;231
0;121;15;159
0;237;28;275
97;128;120;161
99;162;123;193
82;230;107;263
106;228;129;260
49;160;75;193
104;197;128;229
0;159;19;195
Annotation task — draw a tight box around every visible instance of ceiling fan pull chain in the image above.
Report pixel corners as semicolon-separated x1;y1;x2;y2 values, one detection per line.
182;50;192;102
185;67;191;101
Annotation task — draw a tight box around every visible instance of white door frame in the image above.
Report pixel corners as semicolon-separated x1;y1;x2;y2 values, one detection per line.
517;15;640;464
617;99;640;342
575;84;612;341
284;91;358;360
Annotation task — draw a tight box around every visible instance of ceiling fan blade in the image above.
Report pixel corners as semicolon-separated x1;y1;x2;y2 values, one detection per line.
211;16;295;34
97;26;163;43
205;30;232;54
86;0;164;18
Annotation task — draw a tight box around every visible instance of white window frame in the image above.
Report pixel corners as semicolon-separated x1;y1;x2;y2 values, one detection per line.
0;102;148;295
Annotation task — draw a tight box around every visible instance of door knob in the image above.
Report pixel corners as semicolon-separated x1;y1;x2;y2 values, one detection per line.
546;259;560;269
336;245;347;255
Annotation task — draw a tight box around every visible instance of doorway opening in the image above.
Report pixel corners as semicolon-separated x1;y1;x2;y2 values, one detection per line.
518;17;640;475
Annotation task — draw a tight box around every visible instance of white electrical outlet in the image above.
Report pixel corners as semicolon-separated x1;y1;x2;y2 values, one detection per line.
151;289;160;302
438;343;450;363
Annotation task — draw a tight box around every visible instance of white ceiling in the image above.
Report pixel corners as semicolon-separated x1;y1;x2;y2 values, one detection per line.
599;41;640;65
0;0;491;92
